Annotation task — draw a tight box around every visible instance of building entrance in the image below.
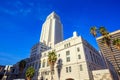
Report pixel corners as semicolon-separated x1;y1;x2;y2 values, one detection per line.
66;78;74;80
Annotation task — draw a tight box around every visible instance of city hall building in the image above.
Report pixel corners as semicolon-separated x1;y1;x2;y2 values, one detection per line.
27;12;118;80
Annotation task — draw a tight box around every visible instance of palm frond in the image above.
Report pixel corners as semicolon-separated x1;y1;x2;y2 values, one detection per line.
90;26;97;37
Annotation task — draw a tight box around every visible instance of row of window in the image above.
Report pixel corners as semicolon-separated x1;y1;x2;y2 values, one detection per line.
84;46;103;66
89;51;102;65
88;64;98;71
28;62;40;69
29;55;40;62
66;66;71;73
42;46;80;58
42;59;49;68
42;47;81;68
41;65;83;75
64;42;71;48
66;50;81;62
66;65;83;73
42;56;81;68
42;54;81;68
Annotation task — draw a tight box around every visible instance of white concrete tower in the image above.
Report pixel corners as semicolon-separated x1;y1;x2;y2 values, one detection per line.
40;11;63;47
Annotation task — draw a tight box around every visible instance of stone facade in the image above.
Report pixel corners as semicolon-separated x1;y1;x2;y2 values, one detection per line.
38;35;106;80
40;12;63;48
92;69;112;80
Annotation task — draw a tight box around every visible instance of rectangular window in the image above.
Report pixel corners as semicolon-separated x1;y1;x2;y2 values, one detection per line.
44;53;46;57
64;45;66;48
47;61;49;67
66;67;68;73
35;62;38;69
68;43;70;46
66;57;70;62
42;60;45;68
80;65;83;71
69;66;71;72
42;62;45;68
66;66;71;73
90;51;94;62
58;54;60;57
39;63;41;68
77;47;80;52
64;43;70;48
66;51;70;56
86;54;88;59
78;54;81;59
93;54;96;63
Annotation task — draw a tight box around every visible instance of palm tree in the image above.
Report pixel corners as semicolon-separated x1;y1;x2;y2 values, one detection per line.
99;26;109;36
113;38;120;75
90;26;97;37
90;26;120;78
102;36;111;47
113;38;120;50
25;66;35;80
48;50;57;80
19;60;26;78
99;26;113;50
90;26;112;48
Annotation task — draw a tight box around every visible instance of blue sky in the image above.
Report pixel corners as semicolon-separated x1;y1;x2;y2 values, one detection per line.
0;0;120;65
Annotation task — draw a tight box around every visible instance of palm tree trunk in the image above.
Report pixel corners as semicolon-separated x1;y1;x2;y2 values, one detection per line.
27;77;31;80
101;51;114;80
51;71;53;80
106;40;120;77
110;50;120;79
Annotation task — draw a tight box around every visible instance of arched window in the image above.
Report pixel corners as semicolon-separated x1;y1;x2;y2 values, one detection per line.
42;59;46;67
47;59;49;67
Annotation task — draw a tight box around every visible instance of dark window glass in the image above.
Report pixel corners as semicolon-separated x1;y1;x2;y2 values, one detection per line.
66;51;70;56
66;67;68;73
78;54;81;59
69;66;71;72
77;47;80;52
66;57;70;62
80;65;83;71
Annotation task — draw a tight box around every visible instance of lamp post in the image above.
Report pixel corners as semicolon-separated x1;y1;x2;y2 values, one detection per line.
56;59;62;80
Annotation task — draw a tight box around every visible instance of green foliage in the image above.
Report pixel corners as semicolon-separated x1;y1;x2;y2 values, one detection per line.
90;26;111;47
102;37;111;47
90;26;120;75
19;60;26;72
113;38;120;45
48;50;57;64
90;26;97;37
113;38;120;50
25;66;35;79
99;26;109;36
48;50;57;71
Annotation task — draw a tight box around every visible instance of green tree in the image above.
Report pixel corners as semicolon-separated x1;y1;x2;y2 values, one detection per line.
25;66;35;80
113;38;120;50
90;26;111;47
99;27;112;48
19;60;26;78
99;26;109;36
90;26;97;37
48;50;57;80
90;26;120;77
